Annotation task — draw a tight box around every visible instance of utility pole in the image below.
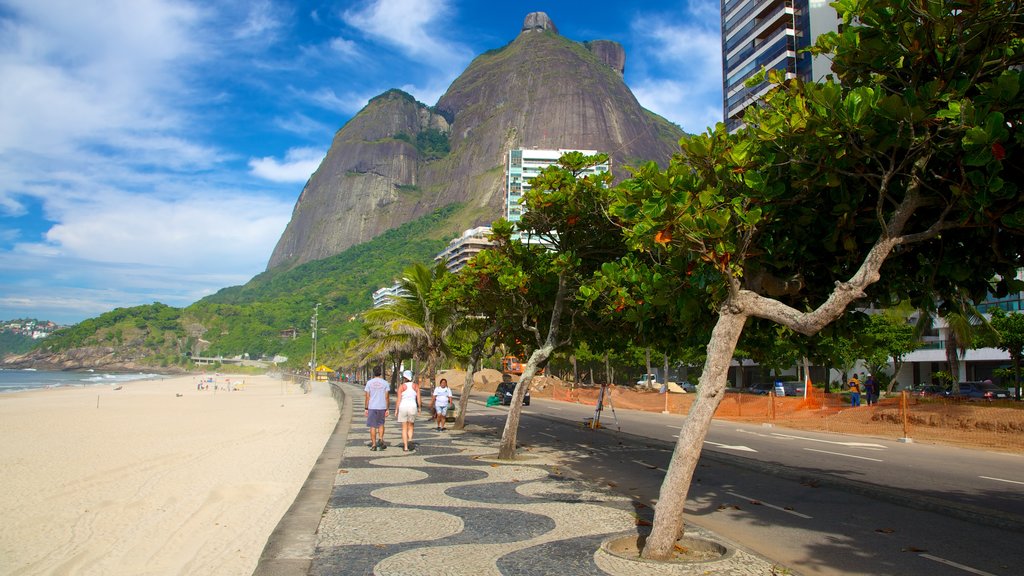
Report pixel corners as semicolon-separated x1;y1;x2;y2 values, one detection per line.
310;303;320;384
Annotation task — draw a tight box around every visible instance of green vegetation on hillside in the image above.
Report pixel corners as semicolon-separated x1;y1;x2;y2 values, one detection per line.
0;331;38;356
393;128;450;160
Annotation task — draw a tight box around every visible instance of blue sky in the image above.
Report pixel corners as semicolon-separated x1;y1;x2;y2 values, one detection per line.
0;0;724;325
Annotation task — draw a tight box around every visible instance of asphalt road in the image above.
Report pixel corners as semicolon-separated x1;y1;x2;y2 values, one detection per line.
461;395;1024;576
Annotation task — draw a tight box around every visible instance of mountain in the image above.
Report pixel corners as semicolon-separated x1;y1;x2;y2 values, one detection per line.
267;12;685;271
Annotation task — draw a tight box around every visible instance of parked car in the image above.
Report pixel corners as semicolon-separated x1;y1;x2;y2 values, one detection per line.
945;381;1012;401
912;384;946;397
636;373;660;387
777;380;806;396
749;380;805;396
496;380;530;406
678;380;697;393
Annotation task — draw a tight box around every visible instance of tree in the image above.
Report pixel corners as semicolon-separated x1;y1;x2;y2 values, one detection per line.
990;308;1024;399
860;312;919;392
588;1;1024;560
915;289;998;391
488;152;628;460
435;248;520;429
360;261;456;386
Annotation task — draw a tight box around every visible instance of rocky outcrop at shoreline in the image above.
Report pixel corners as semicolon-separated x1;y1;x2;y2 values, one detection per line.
1;347;184;373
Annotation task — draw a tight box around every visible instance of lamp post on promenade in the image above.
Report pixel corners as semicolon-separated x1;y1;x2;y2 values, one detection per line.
310;303;320;383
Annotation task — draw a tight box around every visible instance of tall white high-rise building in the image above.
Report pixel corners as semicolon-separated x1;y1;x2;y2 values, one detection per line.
504;148;609;225
721;0;839;131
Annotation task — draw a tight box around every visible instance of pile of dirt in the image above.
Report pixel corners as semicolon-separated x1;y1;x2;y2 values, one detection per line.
432;368;560;397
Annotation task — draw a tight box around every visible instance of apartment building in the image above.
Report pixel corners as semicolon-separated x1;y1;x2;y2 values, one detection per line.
721;0;838;131
434;226;494;273
505;148;608;224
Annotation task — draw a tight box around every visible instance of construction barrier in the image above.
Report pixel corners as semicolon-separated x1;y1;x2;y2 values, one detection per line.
541;384;1023;453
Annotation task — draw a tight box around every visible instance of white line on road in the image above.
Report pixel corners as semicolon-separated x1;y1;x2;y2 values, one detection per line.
537;432;557;439
804;448;883;462
725;491;812;519
666;425;682;429
919;554;997;576
704;441;757;452
979;475;1024;486
771;432;887;450
632;459;667;473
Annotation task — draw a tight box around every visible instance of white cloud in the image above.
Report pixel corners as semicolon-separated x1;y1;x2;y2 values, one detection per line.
628;3;724;134
632;79;722;135
0;185;292;323
0;0;201;158
234;0;285;41
249;147;325;183
328;36;360;58
342;0;471;68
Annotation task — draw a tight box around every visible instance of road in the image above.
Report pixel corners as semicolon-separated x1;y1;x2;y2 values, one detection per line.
461;395;1024;576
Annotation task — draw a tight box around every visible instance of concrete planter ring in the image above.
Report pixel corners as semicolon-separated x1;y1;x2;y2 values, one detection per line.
595;531;764;576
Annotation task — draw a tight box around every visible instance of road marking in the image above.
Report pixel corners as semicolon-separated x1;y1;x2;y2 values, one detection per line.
704;440;757;452
804;448;883;462
919;554;997;576
666;425;682;429
537;432;557;439
725;491;812;519
770;432;887;450
631;459;667;473
979;475;1024;486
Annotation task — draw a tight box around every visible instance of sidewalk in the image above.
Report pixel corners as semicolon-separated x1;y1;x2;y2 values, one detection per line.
256;382;783;575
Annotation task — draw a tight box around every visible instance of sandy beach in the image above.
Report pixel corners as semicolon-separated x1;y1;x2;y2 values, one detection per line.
0;374;339;576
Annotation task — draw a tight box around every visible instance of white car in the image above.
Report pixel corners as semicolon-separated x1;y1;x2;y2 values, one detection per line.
636;374;659;388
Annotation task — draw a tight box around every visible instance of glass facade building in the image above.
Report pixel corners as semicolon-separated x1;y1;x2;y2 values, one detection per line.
721;0;838;132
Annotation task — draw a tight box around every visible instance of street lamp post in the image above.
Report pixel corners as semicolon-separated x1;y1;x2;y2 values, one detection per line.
310;303;320;383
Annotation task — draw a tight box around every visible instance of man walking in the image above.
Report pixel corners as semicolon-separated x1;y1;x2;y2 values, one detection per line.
364;367;390;451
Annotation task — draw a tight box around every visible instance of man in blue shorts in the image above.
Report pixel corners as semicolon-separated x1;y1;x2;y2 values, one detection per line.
364;367;390;450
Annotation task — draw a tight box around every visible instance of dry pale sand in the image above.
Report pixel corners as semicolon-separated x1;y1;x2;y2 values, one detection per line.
0;374;339;576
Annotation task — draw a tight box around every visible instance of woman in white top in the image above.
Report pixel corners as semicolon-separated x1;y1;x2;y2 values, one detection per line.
396;370;421;452
432;378;453;431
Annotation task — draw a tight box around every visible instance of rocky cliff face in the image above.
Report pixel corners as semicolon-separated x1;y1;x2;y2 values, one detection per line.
267;13;684;271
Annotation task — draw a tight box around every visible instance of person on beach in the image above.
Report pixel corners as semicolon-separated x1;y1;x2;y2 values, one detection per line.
396;370;420;452
432;378;453;431
364;367;390;451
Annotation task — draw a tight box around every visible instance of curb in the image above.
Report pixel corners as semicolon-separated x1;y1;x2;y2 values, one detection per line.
252;382;352;576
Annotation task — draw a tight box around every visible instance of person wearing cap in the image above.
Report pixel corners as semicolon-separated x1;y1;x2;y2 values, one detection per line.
396;369;421;452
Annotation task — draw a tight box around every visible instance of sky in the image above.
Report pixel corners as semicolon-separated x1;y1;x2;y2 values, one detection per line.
0;0;725;325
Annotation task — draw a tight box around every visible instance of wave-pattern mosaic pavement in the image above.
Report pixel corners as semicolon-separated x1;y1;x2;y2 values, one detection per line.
310;391;782;576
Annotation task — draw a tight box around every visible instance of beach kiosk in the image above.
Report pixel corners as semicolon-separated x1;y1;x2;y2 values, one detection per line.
313;364;335;381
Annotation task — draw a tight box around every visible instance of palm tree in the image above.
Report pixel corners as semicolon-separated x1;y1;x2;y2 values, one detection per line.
916;289;998;392
361;261;457;387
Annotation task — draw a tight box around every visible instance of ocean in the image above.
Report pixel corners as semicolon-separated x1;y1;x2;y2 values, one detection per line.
0;369;165;393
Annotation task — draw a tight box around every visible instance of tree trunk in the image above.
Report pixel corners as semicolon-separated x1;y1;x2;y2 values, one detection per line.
497;273;568;460
645;347;652;387
497;344;553;459
454;324;499;430
454;358;480;430
641;308;747;560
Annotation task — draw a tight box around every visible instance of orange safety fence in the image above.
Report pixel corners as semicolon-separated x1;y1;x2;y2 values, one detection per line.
540;383;1024;453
